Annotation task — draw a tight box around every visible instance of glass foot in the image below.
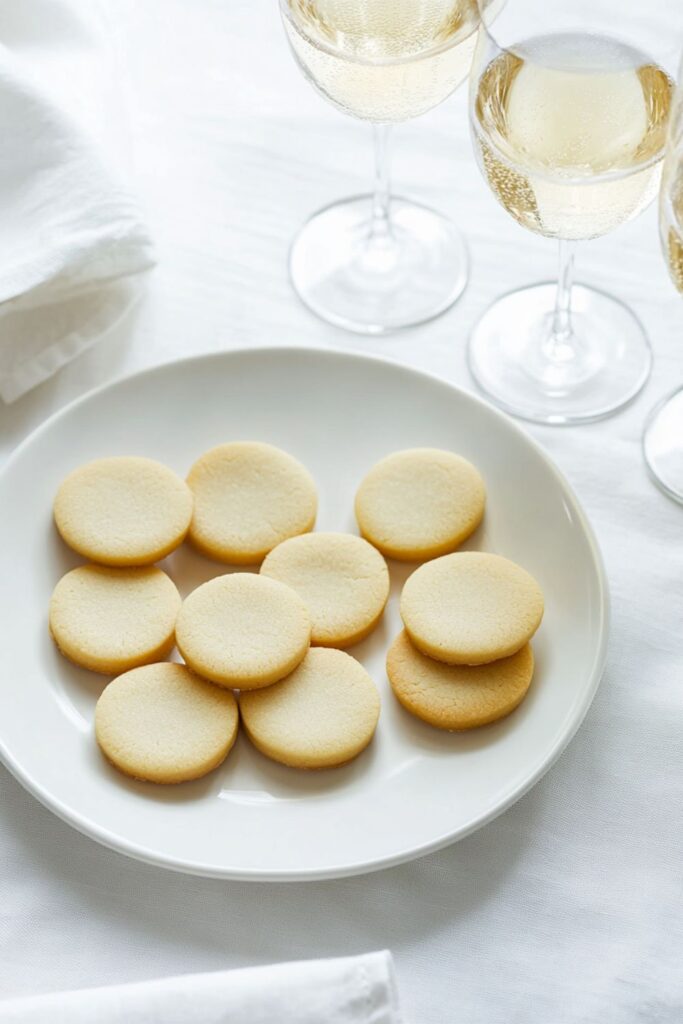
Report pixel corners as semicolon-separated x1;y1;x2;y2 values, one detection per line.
468;283;652;425
643;386;683;504
289;194;469;334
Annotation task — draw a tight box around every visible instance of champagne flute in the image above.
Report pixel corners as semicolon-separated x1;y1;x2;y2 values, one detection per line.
468;1;676;423
280;0;489;334
644;52;683;504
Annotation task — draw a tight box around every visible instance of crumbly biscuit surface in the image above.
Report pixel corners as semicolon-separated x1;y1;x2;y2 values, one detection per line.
400;551;543;665
355;448;485;560
54;456;193;566
49;564;181;674
240;648;380;769
96;662;238;783
175;573;311;688
260;532;389;647
187;442;317;564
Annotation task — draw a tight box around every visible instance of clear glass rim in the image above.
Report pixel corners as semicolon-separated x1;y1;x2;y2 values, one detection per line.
279;0;480;68
474;0;667;60
642;385;683;504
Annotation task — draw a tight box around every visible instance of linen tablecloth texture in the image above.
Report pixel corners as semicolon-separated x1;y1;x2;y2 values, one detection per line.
0;0;153;403
0;2;681;1023
0;953;401;1024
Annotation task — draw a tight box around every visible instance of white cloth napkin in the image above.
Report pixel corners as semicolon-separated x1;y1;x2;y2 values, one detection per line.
0;952;402;1024
0;0;154;403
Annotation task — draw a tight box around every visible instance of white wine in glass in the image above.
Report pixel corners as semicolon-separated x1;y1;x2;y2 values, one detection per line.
643;54;683;504
468;2;677;424
661;155;683;292
474;36;670;239
285;0;481;122
280;0;489;334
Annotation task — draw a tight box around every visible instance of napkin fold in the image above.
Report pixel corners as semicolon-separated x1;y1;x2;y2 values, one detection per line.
0;951;402;1024
0;0;155;403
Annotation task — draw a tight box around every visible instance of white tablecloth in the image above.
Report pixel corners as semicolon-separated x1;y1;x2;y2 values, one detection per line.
1;3;681;1021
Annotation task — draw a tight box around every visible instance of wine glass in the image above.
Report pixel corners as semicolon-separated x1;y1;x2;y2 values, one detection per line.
280;0;488;334
467;1;677;424
643;51;683;504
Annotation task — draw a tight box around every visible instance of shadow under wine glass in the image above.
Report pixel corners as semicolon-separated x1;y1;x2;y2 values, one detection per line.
467;0;679;424
280;0;494;334
643;51;683;505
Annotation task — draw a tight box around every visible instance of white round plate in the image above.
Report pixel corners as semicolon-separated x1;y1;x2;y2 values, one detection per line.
0;348;608;880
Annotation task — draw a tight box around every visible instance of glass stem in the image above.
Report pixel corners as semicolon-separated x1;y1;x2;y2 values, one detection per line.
545;239;577;362
370;123;393;244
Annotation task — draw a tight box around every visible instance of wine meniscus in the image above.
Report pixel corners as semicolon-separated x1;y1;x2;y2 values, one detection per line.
472;33;674;240
283;0;483;122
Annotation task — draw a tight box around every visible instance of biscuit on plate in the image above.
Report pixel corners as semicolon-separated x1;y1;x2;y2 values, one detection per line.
175;573;311;690
49;564;181;674
260;532;389;648
187;442;317;564
54;456;193;566
96;662;238;783
400;551;543;665
355;448;485;561
239;647;380;769
387;630;534;730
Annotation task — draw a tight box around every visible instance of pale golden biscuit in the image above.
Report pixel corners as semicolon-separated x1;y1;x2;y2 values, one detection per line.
187;442;317;564
54;456;193;566
49;565;181;674
175;573;311;689
354;448;485;561
387;630;534;730
239;648;380;769
400;552;544;665
95;663;239;783
260;532;390;648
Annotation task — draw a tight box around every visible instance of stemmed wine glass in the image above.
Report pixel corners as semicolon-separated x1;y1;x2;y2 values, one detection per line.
643;51;683;504
280;0;489;334
467;0;677;424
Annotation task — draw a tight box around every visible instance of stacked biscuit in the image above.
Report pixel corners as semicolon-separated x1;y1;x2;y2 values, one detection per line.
356;450;543;731
48;442;544;787
49;444;385;783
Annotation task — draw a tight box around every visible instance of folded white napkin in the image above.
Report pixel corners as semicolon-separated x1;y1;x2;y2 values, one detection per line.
0;0;154;403
0;951;402;1024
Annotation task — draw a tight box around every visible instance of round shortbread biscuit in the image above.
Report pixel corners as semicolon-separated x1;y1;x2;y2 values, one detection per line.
239;647;380;769
400;552;544;665
354;448;485;561
260;532;390;648
54;456;193;566
187;442;317;564
387;630;534;730
95;663;239;783
175;573;311;689
49;565;181;674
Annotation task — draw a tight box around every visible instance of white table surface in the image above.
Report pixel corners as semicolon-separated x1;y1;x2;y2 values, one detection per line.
1;3;682;1021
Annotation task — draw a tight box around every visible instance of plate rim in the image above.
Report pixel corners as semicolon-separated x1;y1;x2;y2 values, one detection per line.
0;345;610;881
